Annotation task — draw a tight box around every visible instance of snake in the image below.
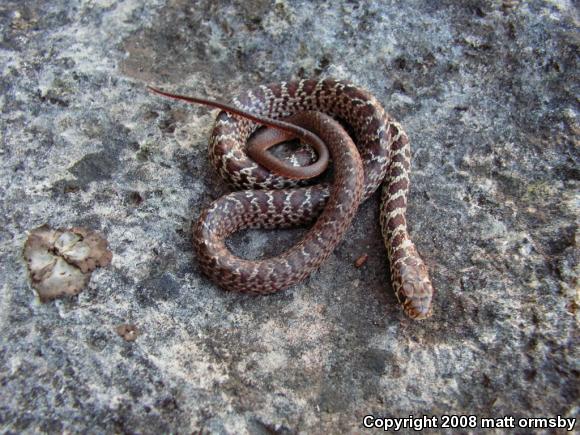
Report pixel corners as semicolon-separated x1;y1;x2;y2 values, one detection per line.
149;78;434;320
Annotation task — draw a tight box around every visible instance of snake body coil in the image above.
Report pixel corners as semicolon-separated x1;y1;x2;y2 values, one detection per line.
151;78;434;320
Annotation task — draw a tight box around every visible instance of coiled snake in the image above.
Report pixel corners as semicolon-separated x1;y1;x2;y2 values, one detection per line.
149;78;434;320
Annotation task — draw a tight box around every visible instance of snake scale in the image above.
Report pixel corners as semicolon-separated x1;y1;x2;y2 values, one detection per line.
150;78;434;320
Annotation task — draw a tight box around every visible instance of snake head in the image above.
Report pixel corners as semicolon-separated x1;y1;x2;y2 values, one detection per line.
397;260;434;320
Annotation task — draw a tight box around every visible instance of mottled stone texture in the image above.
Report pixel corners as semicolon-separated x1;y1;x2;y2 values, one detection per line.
0;0;577;433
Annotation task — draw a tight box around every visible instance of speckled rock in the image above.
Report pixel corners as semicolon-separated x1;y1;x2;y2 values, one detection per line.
0;0;578;433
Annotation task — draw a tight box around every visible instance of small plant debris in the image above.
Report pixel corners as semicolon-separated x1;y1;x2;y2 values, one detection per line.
116;324;139;342
23;225;112;301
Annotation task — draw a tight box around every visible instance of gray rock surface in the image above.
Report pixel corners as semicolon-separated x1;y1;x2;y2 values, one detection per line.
1;0;578;432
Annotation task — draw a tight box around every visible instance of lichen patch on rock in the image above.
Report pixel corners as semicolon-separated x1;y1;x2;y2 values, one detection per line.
23;225;112;302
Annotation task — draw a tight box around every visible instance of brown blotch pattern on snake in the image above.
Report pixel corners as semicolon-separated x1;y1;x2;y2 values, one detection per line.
150;78;434;320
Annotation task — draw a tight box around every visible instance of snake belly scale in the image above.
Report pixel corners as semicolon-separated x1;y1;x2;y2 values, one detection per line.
150;78;434;320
